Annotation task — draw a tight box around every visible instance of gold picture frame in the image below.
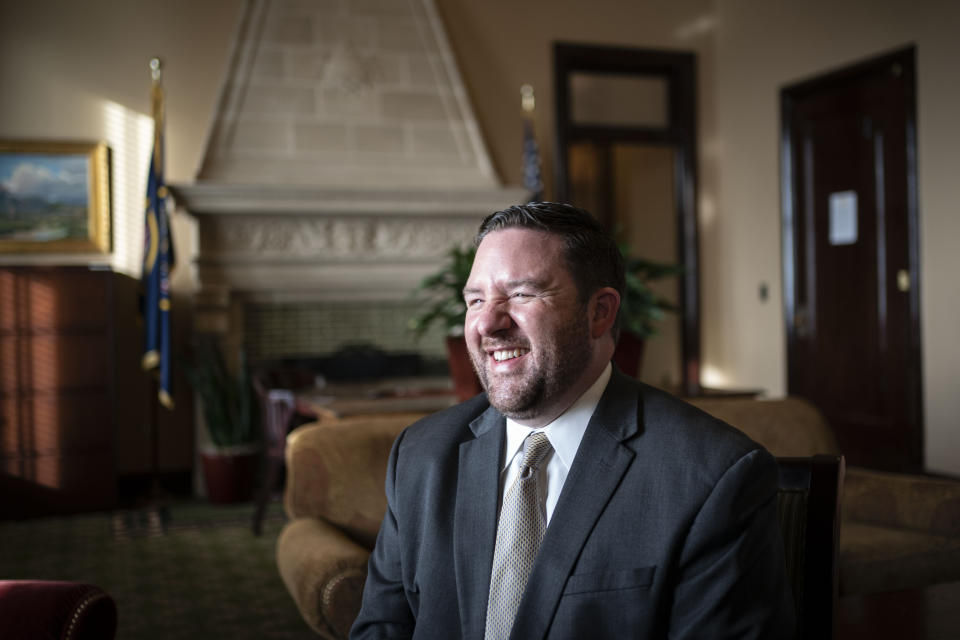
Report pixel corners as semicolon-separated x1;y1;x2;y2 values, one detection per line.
0;140;111;253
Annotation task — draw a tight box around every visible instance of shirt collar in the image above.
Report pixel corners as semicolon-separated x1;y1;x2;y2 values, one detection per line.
502;362;612;471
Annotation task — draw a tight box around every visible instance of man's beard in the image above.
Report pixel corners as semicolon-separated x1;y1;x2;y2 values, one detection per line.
470;310;593;420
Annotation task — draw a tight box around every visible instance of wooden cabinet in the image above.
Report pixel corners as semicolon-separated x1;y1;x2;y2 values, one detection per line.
0;266;116;517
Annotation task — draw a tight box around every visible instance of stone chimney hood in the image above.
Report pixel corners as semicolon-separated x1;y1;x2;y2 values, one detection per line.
171;0;526;331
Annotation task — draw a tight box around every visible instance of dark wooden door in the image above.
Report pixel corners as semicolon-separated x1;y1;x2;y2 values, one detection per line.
781;48;922;471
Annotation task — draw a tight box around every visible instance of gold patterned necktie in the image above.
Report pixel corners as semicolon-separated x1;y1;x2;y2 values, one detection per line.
484;431;553;640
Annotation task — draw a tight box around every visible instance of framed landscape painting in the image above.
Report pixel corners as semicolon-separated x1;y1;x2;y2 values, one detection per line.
0;140;111;253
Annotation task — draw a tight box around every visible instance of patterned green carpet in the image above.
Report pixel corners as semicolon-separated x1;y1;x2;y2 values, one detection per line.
0;500;314;638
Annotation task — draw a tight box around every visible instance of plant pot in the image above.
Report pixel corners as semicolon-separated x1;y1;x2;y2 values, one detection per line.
612;331;646;378
446;335;483;401
199;443;260;504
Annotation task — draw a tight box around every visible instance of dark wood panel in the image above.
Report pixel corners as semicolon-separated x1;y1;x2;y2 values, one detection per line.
1;451;116;517
3;268;110;331
3;334;109;392
0;266;116;516
0;396;20;454
0;271;15;331
0;332;18;392
0;394;111;456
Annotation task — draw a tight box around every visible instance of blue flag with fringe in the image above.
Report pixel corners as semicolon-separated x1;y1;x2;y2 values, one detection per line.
142;60;175;410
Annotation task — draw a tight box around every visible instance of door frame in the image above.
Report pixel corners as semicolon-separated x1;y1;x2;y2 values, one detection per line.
553;42;700;394
780;46;923;467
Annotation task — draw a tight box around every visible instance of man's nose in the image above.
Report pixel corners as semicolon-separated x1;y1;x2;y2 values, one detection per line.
474;301;513;336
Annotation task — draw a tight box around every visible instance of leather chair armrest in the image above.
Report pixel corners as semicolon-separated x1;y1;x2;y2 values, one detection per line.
844;466;960;536
277;517;370;640
0;580;117;640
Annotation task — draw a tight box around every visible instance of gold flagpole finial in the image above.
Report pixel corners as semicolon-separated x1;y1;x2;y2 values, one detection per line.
521;84;536;113
149;57;165;171
150;57;163;83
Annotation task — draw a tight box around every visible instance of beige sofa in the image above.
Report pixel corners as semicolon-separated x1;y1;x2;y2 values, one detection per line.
687;397;960;597
277;398;960;638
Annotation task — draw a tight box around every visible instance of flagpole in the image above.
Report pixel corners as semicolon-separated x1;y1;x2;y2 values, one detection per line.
143;56;170;531
147;361;164;519
520;84;543;202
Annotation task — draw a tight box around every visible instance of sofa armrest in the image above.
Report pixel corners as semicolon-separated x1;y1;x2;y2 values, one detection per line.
844;466;960;536
277;517;371;640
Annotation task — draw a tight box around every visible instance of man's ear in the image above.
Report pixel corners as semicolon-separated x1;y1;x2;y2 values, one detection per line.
589;287;621;339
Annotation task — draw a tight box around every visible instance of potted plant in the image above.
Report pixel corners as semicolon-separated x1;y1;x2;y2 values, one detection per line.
183;335;260;503
408;242;680;388
613;250;683;377
408;245;482;400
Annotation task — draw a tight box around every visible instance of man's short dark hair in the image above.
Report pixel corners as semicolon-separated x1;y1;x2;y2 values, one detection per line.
476;202;625;339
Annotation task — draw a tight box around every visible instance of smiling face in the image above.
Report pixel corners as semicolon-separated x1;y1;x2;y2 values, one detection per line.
463;228;602;426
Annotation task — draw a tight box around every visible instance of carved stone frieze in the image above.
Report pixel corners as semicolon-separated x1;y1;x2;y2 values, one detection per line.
200;215;477;260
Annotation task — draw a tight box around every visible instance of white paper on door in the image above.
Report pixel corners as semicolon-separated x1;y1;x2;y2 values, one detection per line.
828;190;858;245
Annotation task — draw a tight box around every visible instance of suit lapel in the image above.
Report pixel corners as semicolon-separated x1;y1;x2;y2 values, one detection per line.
454;406;505;640
509;370;642;640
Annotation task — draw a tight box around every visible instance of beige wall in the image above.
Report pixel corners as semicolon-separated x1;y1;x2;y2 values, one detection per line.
0;0;241;183
0;0;241;281
0;0;243;472
435;0;717;198
712;0;960;474
2;0;957;474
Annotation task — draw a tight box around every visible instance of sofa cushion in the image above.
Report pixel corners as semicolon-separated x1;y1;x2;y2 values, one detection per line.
844;467;960;536
840;521;960;595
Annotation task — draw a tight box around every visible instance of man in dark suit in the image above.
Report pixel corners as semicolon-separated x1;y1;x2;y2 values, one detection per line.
352;203;795;639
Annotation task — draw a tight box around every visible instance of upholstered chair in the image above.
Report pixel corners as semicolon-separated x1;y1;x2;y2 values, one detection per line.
277;413;424;639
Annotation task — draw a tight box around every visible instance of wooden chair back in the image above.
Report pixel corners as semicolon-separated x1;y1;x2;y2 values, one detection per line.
777;454;845;640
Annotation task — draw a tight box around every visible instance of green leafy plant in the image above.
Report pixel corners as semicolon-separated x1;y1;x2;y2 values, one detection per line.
407;244;476;338
182;335;257;448
619;250;683;339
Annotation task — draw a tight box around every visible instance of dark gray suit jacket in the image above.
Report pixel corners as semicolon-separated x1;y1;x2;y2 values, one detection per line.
351;369;795;639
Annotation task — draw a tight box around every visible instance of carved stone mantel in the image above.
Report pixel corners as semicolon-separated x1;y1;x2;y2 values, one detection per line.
170;182;527;337
171;0;531;351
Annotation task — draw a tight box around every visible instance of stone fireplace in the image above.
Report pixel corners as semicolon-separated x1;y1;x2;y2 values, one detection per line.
171;0;526;374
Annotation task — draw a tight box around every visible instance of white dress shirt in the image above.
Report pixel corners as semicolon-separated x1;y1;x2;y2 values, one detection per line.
498;363;612;524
